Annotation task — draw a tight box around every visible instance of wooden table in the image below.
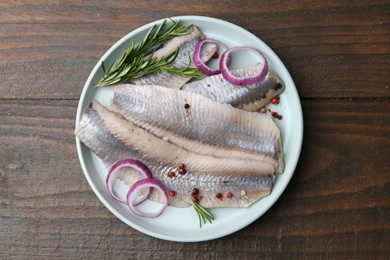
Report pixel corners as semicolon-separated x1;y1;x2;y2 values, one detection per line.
1;1;389;258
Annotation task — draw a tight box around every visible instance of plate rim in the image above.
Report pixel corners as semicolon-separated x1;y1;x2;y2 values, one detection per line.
75;15;303;242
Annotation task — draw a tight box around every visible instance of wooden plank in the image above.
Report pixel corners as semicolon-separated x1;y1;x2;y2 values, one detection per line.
0;2;389;99
0;1;388;26
0;23;124;99
0;99;388;258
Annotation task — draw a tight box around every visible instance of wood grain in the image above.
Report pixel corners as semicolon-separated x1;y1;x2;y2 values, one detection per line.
0;1;388;99
0;99;388;258
0;0;389;259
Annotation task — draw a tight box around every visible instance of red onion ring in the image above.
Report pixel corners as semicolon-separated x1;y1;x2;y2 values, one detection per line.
106;159;153;205
219;46;269;86
126;178;169;218
193;38;227;76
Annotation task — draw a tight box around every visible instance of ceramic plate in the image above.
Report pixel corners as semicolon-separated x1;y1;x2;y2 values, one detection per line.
75;15;303;242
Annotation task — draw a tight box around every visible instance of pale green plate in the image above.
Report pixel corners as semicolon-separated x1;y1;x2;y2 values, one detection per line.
75;15;303;242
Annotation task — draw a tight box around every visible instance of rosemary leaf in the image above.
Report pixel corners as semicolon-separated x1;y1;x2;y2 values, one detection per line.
97;19;199;87
194;201;214;219
161;66;203;79
191;201;214;228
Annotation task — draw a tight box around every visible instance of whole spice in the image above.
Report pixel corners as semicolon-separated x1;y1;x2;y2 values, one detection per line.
178;167;187;175
192;188;200;203
167;171;175;178
269;109;283;120
216;193;223;200
271;96;279;105
271;111;283;120
168;190;176;197
178;163;187;175
226;192;233;198
192;194;199;204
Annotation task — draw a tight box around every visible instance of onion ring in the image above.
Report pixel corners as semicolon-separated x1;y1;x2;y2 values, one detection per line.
106;159;153;205
126;178;168;218
219;46;268;86
193;38;227;76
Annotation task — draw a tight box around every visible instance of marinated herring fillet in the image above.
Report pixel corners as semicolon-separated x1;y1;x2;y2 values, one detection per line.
122;119;283;173
75;101;273;208
112;84;284;168
80;100;274;174
181;63;284;111
131;26;217;89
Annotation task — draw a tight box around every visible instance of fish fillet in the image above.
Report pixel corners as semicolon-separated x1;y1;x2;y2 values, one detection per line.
75;101;273;208
131;26;217;89
181;63;284;111
151;25;201;60
111;84;284;165
124;119;282;173
85;101;273;174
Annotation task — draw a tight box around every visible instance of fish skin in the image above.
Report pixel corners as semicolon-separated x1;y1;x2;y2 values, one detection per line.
181;64;285;111
131;26;217;89
75;101;273;208
112;84;283;163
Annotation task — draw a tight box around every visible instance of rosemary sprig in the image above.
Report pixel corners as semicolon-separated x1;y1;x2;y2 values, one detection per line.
191;200;215;228
97;19;201;87
161;53;204;78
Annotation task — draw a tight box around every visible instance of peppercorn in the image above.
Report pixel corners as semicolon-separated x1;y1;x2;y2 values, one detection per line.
271;97;279;105
178;167;187;175
270;110;283;120
192;188;199;195
184;103;190;109
167;171;175;178
216;193;223;200
226;192;233;198
169;190;176;197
